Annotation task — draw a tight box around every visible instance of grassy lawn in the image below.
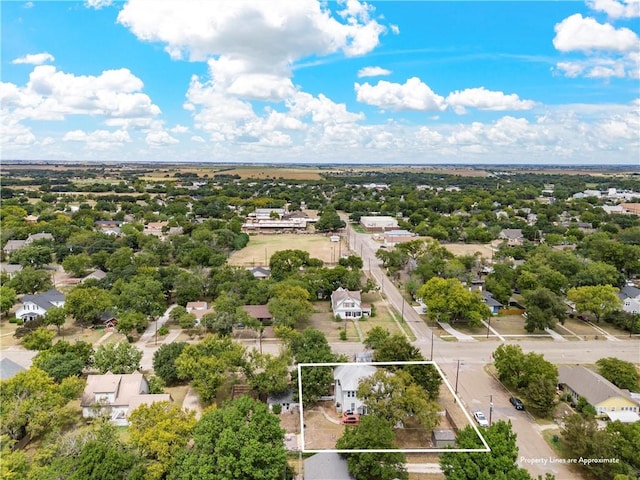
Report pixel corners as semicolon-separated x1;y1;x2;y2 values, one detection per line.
165;384;190;407
487;315;527;335
228;233;347;266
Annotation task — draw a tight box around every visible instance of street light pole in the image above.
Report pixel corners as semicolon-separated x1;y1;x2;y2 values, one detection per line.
455;359;460;395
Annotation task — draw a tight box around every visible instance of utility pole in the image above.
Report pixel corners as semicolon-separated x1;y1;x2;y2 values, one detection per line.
489;394;493;425
430;329;434;361
454;360;461;401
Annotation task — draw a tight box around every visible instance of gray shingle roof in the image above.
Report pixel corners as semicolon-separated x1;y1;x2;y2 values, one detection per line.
22;288;64;311
304;452;354;480
0;357;26;380
558;365;636;406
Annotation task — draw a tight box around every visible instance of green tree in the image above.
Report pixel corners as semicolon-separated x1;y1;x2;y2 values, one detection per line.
268;249;310;281
128;402;196;480
33;349;86;383
7;267;52;294
0;286;17;316
523;288;566;333
315;205;346;232
94;341;143;374
10;245;52;269
440;420;537;480
336;416;408;480
287;328;336;406
363;326;390;350
567;285;621;323
417;277;491;326
267;283;313;328
115;277;166;318
67;440;145;480
596;357;639;391
0;367;84;441
62;253;92;277
115;311;148;336
371;333;441;400
175;334;246;404
524;373;556;417
152;342;188;385
244;351;291;397
169;396;287;480
65;286;114;328
357;369;439;431
43;305;66;333
21;327;56;350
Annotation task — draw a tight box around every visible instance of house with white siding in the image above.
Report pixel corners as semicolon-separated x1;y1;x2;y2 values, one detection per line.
15;289;64;322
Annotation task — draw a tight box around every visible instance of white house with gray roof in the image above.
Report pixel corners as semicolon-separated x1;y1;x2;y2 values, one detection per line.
15;288;65;322
619;285;640;315
330;288;371;320
334;364;377;415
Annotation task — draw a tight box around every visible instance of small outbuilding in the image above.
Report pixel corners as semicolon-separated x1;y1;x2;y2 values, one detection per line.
432;429;456;448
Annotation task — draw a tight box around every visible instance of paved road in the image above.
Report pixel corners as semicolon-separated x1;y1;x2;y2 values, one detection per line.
340;220;639;479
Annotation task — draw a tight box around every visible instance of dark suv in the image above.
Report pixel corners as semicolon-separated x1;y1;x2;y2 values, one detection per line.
510;397;525;410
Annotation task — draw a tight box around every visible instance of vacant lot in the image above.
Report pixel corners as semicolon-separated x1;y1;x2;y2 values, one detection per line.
441;242;497;259
228;233;346;267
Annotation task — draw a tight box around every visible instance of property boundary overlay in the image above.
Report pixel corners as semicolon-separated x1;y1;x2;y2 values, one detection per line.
297;360;491;454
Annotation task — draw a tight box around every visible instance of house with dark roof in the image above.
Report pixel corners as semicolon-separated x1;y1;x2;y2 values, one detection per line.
81;372;171;426
304;452;354;480
619;285;640;315
249;266;271;279
330;288;371;320
482;290;503;315
558;365;639;423
15;288;65;322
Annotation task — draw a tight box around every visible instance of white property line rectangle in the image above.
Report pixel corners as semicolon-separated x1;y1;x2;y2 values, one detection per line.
297;360;491;454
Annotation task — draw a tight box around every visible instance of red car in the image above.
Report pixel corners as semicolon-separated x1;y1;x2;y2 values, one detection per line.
341;412;360;425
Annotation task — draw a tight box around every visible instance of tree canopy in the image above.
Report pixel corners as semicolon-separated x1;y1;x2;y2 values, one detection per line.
169;396;287;480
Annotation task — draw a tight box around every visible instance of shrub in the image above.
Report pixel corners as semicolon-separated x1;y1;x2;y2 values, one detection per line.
272;404;282;415
158;325;169;336
339;329;347;341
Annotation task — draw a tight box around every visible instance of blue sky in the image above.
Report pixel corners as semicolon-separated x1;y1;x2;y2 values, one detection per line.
1;0;639;165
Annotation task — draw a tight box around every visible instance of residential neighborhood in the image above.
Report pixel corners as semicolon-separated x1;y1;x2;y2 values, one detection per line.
0;163;639;480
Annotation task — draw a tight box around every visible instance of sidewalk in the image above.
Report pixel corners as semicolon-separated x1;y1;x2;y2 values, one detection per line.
438;321;475;342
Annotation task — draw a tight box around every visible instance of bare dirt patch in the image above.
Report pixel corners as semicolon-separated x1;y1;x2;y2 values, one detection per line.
441;242;495;259
302;401;346;450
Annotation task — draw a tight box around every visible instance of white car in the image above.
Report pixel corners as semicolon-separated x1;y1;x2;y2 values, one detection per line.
473;411;489;427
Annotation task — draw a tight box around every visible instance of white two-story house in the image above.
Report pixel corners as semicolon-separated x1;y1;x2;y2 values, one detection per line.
330;288;371;320
334;364;377;415
15;288;65;322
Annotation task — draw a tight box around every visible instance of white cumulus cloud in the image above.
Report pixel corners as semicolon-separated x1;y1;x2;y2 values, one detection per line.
63;129;131;149
145;130;179;147
553;14;639;52
85;0;113;9
1;65;160;122
117;0;388;101
355;77;446;112
12;52;55;65
446;87;536;114
587;0;640;18
357;66;392;78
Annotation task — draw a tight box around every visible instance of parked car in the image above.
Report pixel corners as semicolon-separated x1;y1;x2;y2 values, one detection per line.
341;412;360;425
510;396;525;410
473;411;489;427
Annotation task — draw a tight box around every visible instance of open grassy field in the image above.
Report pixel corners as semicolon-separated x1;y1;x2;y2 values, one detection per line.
228;233;347;266
440;242;497;259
